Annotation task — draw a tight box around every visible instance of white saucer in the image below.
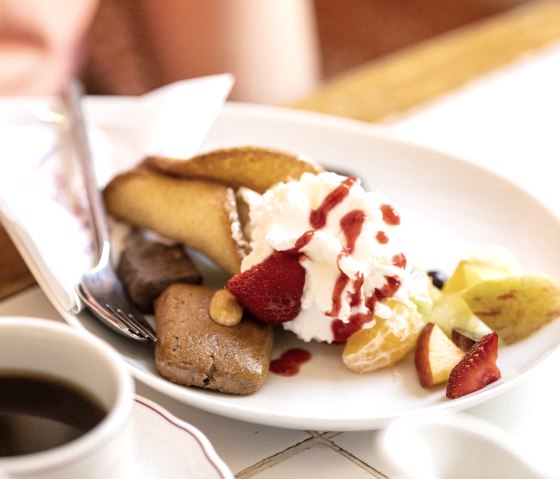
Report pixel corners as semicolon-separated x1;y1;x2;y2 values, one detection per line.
130;396;233;479
375;413;552;479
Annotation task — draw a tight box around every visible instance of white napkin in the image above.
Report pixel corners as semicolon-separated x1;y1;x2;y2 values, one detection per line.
0;74;234;314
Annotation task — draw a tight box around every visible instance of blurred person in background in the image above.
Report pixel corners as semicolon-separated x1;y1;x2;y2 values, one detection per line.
83;0;320;103
0;0;319;103
0;0;98;95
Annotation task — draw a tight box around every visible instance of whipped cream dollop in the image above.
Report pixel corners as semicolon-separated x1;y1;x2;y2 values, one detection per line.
240;171;412;343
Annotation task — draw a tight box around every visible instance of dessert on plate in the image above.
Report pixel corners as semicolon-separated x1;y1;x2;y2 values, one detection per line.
103;146;560;398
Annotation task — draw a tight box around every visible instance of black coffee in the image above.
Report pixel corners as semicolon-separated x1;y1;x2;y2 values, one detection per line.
0;373;106;457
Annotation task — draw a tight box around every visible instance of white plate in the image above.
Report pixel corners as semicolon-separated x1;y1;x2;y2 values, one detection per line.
9;102;560;431
131;396;232;479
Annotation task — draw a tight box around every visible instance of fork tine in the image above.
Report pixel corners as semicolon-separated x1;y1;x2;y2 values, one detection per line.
106;304;158;341
106;279;158;341
105;305;142;335
77;285;155;341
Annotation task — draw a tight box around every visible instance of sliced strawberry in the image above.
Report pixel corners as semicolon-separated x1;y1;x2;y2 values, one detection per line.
446;332;501;399
226;251;305;324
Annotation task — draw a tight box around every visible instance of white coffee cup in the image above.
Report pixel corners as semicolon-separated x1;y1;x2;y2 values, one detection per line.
0;317;134;479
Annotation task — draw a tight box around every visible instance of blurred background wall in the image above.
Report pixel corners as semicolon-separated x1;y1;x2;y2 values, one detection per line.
82;0;535;103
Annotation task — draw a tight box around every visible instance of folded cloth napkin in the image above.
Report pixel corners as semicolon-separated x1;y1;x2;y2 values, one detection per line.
0;74;233;314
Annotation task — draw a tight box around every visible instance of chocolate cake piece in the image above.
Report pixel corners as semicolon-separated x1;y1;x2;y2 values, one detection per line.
154;284;273;395
117;240;201;313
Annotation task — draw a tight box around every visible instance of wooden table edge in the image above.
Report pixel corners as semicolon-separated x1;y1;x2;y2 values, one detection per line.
292;0;560;123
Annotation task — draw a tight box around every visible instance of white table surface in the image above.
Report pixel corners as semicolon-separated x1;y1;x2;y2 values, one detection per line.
2;42;560;478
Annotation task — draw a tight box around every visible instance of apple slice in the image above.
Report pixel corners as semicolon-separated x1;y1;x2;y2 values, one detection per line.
446;332;501;399
462;275;560;344
424;293;493;339
415;322;465;388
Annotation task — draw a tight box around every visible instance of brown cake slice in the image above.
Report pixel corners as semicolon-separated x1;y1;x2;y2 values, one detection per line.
143;146;324;194
103;168;246;276
155;284;273;395
117;239;201;313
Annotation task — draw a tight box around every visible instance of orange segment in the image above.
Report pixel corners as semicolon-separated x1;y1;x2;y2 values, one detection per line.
342;301;425;372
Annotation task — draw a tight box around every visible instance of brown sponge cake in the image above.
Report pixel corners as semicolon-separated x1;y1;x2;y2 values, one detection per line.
143;146;324;194
154;284;273;395
103;168;245;276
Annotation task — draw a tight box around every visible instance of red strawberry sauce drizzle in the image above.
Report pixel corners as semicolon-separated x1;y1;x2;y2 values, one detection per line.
380;203;401;225
326;209;366;318
288;177;406;343
376;231;389;244
270;348;312;376
309;177;356;229
392;252;407;269
286;230;315;254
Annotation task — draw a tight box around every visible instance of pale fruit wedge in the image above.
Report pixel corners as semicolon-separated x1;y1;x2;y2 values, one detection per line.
103;168;245;276
415;322;465;387
143;146;324;194
462;275;560;344
408;266;436;316
343;301;425;373
443;245;521;294
443;261;511;294
425;294;493;339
